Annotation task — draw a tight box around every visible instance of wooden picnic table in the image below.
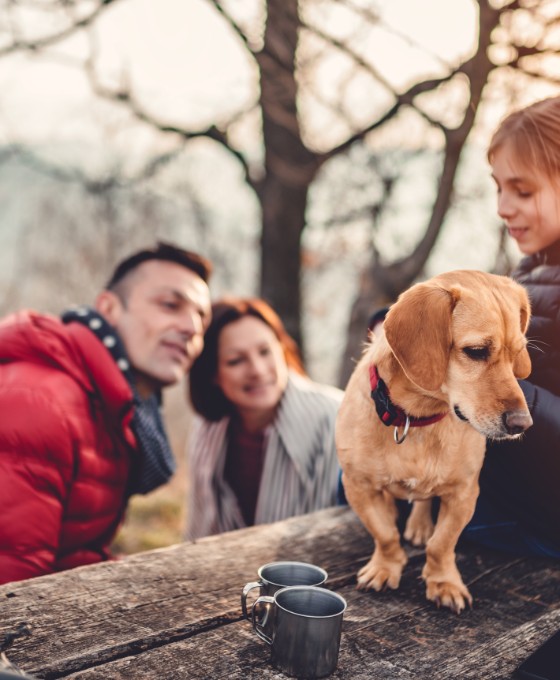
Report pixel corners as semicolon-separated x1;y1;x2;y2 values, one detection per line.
1;506;559;679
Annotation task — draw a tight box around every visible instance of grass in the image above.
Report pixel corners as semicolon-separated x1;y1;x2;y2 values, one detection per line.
112;491;185;555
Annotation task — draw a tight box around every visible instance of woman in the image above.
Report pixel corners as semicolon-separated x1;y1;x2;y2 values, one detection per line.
185;297;343;539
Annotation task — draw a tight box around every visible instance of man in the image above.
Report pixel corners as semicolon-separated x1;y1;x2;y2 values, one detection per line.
0;241;212;584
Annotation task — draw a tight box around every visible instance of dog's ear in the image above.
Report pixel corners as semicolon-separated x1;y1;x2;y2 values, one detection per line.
384;282;460;391
514;347;532;379
519;291;530;335
514;287;532;378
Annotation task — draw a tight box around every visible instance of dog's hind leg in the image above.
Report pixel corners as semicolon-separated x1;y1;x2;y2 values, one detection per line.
404;499;435;546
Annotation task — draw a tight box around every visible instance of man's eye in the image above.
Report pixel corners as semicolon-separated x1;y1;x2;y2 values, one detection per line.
160;301;178;310
462;346;489;361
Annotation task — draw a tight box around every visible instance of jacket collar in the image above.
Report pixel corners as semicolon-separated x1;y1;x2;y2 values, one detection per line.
64;319;133;417
273;373;326;482
216;373;338;485
536;239;560;265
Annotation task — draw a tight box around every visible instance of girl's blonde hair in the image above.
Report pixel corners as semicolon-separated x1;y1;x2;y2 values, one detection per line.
488;96;560;179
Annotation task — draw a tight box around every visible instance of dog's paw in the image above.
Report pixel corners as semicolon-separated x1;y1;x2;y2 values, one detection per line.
403;516;434;546
357;556;405;592
425;579;473;614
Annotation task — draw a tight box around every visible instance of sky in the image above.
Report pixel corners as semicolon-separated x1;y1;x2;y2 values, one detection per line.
2;0;557;162
0;0;478;155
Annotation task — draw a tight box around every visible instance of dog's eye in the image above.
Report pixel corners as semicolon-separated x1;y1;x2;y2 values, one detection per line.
462;346;489;361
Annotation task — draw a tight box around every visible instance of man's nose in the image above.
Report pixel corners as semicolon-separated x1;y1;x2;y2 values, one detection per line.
179;310;202;338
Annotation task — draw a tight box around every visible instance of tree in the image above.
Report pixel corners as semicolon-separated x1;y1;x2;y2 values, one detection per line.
2;0;560;384
335;0;560;384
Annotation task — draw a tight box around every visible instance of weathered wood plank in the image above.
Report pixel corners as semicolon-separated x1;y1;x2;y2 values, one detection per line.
54;579;560;680
335;564;560;679
1;507;559;680
434;608;560;679
0;508;367;673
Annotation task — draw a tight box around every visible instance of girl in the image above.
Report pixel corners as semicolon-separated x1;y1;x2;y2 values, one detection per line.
465;96;560;557
184;297;343;539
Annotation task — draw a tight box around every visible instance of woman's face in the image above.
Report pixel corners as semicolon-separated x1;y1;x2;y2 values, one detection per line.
491;141;560;255
215;315;289;426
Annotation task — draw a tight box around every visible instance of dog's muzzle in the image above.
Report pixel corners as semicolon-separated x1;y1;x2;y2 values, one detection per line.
502;410;533;436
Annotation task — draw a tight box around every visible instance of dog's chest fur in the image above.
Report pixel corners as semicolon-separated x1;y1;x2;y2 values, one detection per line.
373;422;486;501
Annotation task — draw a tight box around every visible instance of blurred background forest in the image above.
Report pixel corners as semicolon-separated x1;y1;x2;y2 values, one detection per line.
1;0;560;553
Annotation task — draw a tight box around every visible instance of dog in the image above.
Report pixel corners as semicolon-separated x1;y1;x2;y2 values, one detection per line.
336;270;533;613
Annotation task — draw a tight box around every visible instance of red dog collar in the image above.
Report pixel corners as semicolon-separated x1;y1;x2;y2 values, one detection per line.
369;364;447;443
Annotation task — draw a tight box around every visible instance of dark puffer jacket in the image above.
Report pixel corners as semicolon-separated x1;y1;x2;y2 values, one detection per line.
480;239;560;546
0;311;137;584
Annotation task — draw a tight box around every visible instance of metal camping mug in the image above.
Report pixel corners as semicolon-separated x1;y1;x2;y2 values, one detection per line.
241;561;328;620
251;585;347;679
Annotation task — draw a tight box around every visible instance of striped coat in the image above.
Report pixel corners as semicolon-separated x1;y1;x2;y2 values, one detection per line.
185;373;343;540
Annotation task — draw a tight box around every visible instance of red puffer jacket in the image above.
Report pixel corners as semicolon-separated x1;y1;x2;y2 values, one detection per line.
0;311;137;585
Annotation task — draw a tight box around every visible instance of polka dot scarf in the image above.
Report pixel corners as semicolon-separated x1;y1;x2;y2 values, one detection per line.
62;306;176;496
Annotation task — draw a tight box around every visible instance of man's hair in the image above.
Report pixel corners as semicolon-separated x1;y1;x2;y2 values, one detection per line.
106;241;212;291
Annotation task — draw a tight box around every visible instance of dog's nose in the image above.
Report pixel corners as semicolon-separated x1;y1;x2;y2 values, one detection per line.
502;410;533;435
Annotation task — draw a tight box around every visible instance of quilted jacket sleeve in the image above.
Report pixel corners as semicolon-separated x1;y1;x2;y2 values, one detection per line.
481;377;560;546
0;386;75;585
519;379;560;440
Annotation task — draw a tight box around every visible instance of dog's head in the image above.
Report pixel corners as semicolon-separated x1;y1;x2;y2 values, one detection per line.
383;270;532;440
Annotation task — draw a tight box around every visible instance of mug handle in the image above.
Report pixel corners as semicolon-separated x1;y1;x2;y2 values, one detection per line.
241;581;262;620
251;596;275;645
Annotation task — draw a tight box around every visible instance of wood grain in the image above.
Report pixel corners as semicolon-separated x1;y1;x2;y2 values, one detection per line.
1;507;558;679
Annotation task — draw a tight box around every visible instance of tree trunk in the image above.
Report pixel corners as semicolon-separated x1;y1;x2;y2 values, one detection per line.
259;176;311;349
256;0;318;352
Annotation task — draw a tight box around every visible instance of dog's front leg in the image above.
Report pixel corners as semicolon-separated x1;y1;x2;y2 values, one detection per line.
422;489;478;613
346;485;408;592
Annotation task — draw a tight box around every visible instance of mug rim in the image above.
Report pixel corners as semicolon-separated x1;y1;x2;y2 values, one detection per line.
274;585;347;619
258;561;328;587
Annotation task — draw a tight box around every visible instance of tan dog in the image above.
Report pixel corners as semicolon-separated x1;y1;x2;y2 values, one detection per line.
336;270;532;613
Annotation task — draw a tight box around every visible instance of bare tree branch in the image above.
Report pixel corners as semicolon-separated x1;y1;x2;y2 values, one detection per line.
205;0;253;52
3;142;185;191
319;70;455;164
508;64;560;86
299;18;397;96
81;30;257;189
0;0;120;56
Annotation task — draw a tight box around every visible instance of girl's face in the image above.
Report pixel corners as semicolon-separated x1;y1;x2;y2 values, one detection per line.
215;315;289;428
491;141;560;255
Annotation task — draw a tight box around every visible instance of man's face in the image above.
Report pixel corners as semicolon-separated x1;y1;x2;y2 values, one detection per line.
96;260;211;398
